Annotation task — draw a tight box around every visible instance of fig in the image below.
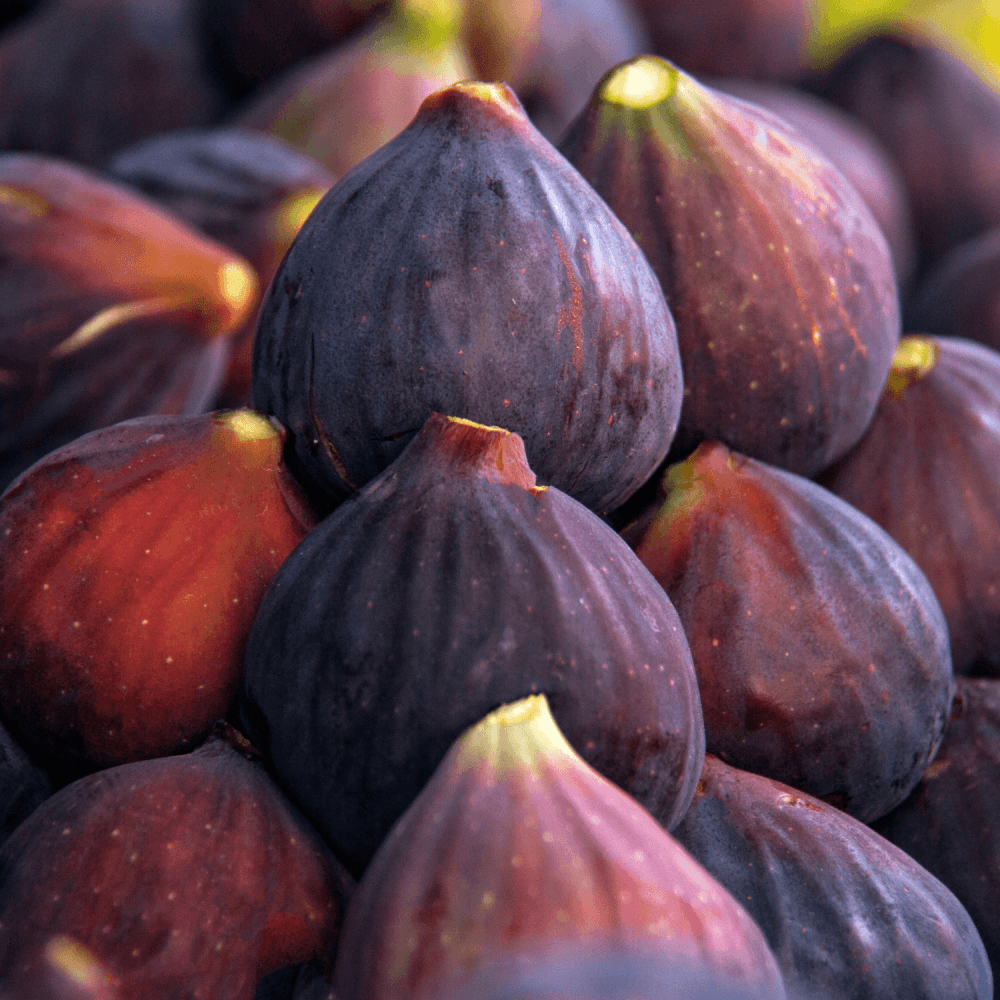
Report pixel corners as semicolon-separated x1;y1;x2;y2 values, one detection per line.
629;0;811;82
252;80;684;514
0;0;227;167
709;79;916;290
818;336;1000;675
240;414;704;876
807;30;1000;272
558;56;900;477
0;724;352;1000
108;127;335;407
621;440;953;822
234;0;473;183
906;227;1000;352
672;755;993;1000
334;695;786;1000
874;678;1000;995
0;410;317;770
0;153;259;490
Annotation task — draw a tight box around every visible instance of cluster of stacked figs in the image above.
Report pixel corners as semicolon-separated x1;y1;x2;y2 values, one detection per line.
2;0;1000;997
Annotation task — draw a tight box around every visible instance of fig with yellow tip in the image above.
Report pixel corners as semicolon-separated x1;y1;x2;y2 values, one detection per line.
0;410;317;770
240;413;704;876
333;694;786;1000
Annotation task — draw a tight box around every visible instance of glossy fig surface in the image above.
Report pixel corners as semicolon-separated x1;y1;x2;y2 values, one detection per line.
0;410;317;769
559;56;900;477
240;414;704;875
252;80;683;514
334;696;786;1000
622;441;953;822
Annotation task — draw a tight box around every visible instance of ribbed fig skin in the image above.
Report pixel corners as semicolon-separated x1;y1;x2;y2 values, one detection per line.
240;415;704;876
673;756;992;1000
559;59;900;478
333;698;785;1000
0;728;351;1000
623;442;953;823
251;80;683;515
874;679;1000;993
819;337;1000;676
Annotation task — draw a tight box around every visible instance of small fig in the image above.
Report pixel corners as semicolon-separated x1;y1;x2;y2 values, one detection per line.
334;695;786;1000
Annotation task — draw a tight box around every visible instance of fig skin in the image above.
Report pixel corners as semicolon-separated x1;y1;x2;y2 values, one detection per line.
0;411;317;771
334;696;786;1000
251;80;683;515
818;336;1000;676
622;440;953;823
873;678;1000;995
0;153;260;489
558;56;900;478
240;414;704;877
0;725;352;1000
672;755;993;1000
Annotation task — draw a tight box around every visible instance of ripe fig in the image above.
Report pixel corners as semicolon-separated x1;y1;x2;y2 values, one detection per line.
334;695;786;1000
874;678;1000;994
559;56;900;477
108;127;334;407
0;724;352;1000
252;80;683;514
819;336;1000;675
622;440;953;823
0;154;259;489
673;755;993;1000
240;414;704;875
0;410;317;770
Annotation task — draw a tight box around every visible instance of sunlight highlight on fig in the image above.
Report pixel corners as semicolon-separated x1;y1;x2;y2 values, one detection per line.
219;409;280;442
601;56;678;109
886;335;939;398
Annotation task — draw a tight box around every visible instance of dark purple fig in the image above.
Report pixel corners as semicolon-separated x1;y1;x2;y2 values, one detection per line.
233;0;472;183
629;0;811;82
673;755;992;1000
0;154;259;490
559;56;900;478
0;410;317;771
0;719;50;849
252;80;683;515
334;695;786;1000
621;440;953;823
0;0;228;167
709;78;916;289
874;678;1000;995
906;227;1000;351
108;127;335;407
0;724;352;1000
807;31;1000;272
198;0;387;97
818;336;1000;676
240;414;704;876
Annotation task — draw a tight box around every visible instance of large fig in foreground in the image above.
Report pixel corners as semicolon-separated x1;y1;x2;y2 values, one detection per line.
252;80;683;515
240;414;704;876
559;56;900;477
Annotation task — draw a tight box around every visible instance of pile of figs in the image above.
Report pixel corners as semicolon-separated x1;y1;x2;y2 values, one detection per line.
3;0;1000;997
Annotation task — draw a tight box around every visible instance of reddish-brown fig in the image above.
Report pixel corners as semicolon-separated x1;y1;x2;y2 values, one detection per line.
0;410;317;770
0;724;352;1000
874;678;1000;992
622;440;953;822
240;414;704;875
334;695;786;1000
252;81;684;514
233;0;472;182
673;755;992;1000
0;0;228;167
819;336;1000;675
108;127;334;407
0;154;260;489
559;56;900;477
